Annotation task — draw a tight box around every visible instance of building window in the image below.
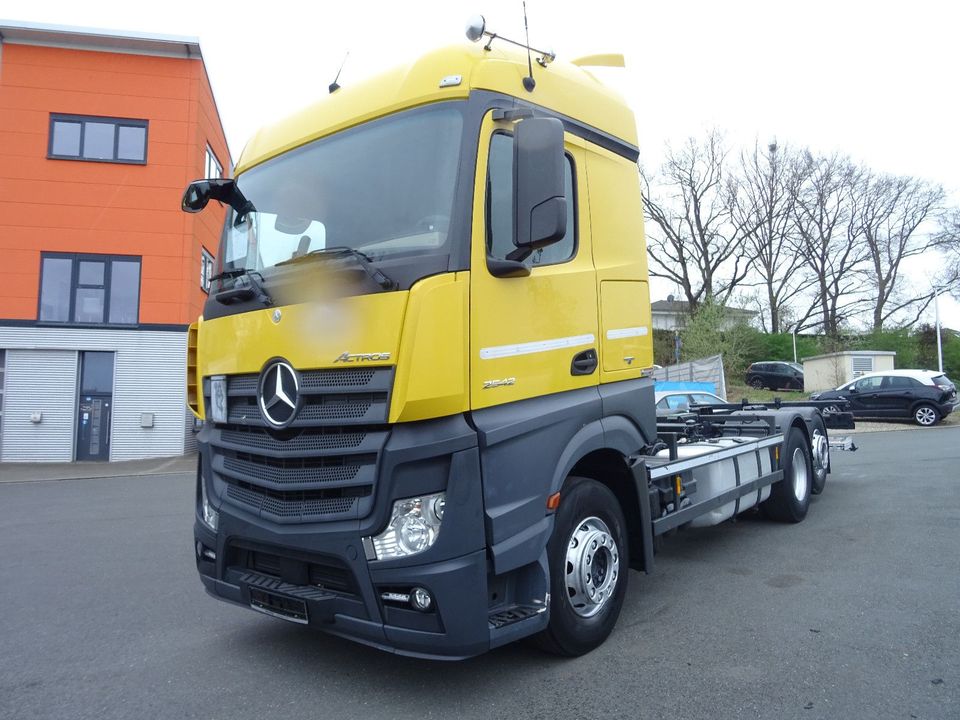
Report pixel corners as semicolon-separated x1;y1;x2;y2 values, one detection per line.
48;114;148;164
205;145;222;178
38;254;141;326
201;248;215;293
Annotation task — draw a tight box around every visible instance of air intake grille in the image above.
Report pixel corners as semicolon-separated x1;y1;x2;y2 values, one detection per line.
204;366;393;524
226;482;368;519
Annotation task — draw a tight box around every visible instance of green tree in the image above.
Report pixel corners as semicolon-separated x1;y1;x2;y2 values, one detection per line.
680;301;761;378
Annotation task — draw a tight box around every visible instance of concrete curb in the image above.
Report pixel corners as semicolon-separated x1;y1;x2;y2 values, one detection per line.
0;452;197;484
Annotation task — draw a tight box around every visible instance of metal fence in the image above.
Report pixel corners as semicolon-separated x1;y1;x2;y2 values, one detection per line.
652;354;727;400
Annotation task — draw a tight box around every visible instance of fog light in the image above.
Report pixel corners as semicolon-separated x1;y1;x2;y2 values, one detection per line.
410;587;433;612
196;541;216;562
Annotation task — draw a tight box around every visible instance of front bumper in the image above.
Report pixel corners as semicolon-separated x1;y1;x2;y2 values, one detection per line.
195;519;490;659
193;412;500;659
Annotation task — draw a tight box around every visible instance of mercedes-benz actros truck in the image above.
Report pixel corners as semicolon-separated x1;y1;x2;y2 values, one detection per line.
183;18;852;659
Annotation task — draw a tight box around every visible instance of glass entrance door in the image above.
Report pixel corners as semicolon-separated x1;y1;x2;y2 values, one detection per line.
76;351;114;461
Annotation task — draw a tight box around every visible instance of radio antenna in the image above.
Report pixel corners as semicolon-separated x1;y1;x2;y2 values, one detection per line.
521;2;535;92
329;51;349;94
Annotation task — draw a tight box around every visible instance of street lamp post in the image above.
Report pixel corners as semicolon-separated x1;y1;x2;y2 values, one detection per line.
934;286;943;373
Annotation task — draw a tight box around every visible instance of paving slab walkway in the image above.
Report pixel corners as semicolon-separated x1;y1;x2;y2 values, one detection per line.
0;452;196;483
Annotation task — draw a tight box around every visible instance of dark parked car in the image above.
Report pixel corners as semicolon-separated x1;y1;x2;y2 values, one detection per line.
810;370;958;426
745;361;804;391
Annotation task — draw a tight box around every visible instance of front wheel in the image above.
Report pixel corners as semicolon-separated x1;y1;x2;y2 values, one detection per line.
914;404;940;426
749;377;764;389
535;476;630;656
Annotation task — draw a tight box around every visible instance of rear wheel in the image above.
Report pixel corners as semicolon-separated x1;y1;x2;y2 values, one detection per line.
535;476;630;656
762;427;812;523
914;404;940;426
810;417;829;495
749;377;764;389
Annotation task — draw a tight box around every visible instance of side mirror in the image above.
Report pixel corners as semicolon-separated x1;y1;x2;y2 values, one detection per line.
182;180;213;212
512;117;566;260
181;178;253;216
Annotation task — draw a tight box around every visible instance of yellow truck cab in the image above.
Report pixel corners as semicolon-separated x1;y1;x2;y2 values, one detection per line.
185;25;842;659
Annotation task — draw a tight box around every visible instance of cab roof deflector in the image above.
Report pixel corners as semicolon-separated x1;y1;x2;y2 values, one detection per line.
571;54;625;68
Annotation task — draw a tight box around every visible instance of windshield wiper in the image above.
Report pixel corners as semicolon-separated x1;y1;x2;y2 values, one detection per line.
211;268;273;306
276;246;397;290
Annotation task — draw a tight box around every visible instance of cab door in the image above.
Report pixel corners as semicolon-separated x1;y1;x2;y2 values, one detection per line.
469;112;597;410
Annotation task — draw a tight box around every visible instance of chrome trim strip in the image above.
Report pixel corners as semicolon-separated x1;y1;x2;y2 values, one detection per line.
606;326;648;340
480;333;595;360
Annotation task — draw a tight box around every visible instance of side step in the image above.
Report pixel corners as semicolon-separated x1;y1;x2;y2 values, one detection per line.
488;603;547;629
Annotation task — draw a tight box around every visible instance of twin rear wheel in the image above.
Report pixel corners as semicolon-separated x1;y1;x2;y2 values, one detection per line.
761;426;813;522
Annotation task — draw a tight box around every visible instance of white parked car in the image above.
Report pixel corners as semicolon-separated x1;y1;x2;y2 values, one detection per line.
655;390;727;416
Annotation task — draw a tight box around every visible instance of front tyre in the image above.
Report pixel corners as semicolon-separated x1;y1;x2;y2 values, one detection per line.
761;427;813;523
535;476;630;656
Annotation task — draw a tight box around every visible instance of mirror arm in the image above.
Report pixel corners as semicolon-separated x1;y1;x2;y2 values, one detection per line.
505;246;533;262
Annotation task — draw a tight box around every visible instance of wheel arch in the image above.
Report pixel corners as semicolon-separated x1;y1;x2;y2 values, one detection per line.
545;415;654;573
568;448;652;573
909;399;939;415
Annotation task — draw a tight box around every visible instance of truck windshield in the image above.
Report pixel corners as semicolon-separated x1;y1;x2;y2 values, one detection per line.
216;104;464;283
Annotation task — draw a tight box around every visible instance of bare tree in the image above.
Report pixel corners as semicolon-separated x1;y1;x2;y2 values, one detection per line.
640;130;753;309
936;209;960;302
855;172;946;329
730;140;812;333
792;152;870;336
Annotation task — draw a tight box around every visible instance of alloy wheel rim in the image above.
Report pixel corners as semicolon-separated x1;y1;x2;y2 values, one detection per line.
564;516;620;618
916;407;936;425
792;447;809;501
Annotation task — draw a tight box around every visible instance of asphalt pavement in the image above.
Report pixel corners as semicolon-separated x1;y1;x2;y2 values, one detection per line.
0;428;957;720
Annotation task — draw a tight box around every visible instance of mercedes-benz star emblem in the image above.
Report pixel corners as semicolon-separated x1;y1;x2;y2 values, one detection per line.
272;309;282;324
258;360;299;428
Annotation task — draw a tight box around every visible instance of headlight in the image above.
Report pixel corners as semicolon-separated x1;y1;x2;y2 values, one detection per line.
209;375;227;423
810;393;821;400
367;492;445;560
200;477;219;532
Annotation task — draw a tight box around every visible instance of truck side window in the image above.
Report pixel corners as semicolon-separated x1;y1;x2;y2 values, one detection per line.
486;131;576;267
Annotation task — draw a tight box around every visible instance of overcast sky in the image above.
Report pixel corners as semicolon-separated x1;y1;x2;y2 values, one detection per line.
5;0;959;328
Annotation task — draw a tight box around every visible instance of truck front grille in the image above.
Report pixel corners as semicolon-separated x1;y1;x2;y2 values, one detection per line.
203;366;393;524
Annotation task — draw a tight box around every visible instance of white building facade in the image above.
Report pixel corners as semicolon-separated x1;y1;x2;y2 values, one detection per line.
0;326;196;462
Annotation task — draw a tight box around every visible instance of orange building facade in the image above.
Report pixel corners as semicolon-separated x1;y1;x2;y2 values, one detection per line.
0;21;229;462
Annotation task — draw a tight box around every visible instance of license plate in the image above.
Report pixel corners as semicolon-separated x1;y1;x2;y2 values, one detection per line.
250;588;309;624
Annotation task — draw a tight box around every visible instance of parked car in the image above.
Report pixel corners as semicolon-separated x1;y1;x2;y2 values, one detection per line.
745;361;804;391
810;370;958;426
655;390;727;416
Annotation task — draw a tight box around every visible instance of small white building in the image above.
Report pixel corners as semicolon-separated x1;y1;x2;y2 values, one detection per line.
651;298;757;331
801;350;897;392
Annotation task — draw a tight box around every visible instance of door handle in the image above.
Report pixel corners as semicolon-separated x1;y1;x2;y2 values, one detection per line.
571;348;598;376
